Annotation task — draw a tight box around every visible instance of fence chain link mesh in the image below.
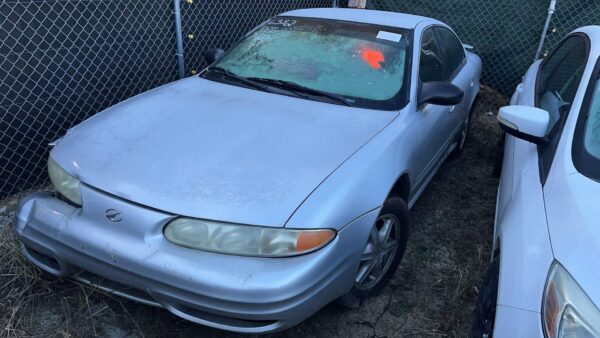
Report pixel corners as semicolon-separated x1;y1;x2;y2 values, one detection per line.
542;1;600;58
1;0;179;198
1;0;598;198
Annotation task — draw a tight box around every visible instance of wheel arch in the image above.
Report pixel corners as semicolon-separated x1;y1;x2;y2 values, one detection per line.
388;172;411;202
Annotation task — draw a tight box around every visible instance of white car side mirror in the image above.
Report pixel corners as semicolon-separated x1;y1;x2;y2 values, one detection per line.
497;105;550;145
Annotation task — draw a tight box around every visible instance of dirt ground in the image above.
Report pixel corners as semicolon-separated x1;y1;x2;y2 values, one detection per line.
0;86;507;338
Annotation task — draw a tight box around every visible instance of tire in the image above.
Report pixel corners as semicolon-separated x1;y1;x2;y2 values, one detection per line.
338;196;409;308
449;96;478;160
471;257;500;338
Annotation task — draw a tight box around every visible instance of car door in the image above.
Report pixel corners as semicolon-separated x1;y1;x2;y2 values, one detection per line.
413;27;461;192
495;34;588;229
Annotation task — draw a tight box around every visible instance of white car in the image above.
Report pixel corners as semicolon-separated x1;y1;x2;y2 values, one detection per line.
472;27;600;337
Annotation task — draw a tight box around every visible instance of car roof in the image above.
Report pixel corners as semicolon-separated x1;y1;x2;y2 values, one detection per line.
281;8;441;30
575;26;600;58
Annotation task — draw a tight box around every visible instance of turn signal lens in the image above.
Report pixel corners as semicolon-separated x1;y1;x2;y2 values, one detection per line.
543;262;600;338
297;230;335;252
544;281;559;338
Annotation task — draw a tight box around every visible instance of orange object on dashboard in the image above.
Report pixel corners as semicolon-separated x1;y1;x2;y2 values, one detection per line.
362;48;384;69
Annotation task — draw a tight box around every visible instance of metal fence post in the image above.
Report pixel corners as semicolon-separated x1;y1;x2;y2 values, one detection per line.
332;0;338;7
534;0;557;61
173;0;185;79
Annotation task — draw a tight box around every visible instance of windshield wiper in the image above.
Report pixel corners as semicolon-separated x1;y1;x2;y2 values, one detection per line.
246;77;352;107
205;67;274;93
205;68;352;107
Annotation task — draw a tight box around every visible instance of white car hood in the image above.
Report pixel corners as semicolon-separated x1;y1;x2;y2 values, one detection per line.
51;77;397;227
545;172;600;308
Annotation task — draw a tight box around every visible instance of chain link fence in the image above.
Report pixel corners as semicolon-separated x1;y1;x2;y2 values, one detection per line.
542;1;600;57
1;0;598;198
1;0;179;198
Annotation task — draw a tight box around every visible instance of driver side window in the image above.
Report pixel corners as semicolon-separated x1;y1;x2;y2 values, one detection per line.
419;28;445;83
538;36;587;133
537;35;588;182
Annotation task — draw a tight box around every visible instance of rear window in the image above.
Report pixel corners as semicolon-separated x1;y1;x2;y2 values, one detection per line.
435;27;466;78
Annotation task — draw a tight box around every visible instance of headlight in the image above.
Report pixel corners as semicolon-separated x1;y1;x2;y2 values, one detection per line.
543;262;600;338
164;218;336;257
48;156;82;206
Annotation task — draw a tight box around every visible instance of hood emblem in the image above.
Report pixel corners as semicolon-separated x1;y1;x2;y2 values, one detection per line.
105;209;123;222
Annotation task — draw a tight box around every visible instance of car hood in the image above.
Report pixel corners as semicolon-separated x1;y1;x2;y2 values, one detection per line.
545;172;600;308
51;77;397;227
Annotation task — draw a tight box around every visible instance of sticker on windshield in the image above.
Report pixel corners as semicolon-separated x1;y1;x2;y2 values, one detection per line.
268;19;297;27
376;31;402;43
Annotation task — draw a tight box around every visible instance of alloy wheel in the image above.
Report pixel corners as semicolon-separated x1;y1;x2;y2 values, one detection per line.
355;214;401;290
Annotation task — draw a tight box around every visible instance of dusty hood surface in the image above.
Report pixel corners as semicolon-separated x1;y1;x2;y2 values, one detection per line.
52;77;397;227
545;173;600;309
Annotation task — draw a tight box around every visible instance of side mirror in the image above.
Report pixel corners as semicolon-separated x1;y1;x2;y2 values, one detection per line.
202;48;225;64
418;81;464;106
497;105;549;145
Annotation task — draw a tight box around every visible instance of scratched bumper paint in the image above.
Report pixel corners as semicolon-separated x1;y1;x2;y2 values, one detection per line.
14;186;379;333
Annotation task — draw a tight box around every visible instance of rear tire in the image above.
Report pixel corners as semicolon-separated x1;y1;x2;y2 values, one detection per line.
338;196;409;308
471;257;500;338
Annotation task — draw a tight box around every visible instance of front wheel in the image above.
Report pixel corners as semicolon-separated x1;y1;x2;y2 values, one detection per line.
338;196;409;307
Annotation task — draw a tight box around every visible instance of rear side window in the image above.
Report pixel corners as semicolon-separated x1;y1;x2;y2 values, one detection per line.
435;27;466;79
419;28;444;83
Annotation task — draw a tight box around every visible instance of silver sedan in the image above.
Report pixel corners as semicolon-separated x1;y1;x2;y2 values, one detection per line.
14;8;481;333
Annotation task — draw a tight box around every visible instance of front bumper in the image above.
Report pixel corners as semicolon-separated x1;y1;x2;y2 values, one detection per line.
14;186;378;333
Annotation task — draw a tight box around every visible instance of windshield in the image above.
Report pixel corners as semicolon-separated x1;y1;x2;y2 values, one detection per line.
204;16;410;110
584;80;600;160
573;68;600;181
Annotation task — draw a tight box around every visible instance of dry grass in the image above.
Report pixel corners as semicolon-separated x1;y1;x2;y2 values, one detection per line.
0;86;508;338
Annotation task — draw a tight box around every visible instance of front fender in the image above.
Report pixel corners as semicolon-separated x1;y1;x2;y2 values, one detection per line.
285;111;418;230
495;149;553;312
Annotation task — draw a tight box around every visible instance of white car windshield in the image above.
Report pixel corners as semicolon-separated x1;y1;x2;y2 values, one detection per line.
573;71;600;181
584;80;600;160
206;16;410;110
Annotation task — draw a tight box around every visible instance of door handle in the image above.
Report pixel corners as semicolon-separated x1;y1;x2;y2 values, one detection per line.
449;105;456;113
